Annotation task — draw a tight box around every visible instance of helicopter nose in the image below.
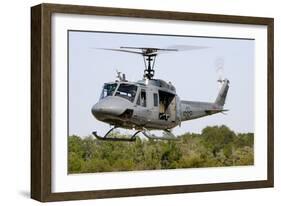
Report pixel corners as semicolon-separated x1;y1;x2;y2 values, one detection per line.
91;97;129;119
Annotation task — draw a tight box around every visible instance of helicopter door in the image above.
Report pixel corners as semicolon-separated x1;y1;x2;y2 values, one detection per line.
149;92;160;122
158;90;176;121
134;89;150;123
137;89;147;107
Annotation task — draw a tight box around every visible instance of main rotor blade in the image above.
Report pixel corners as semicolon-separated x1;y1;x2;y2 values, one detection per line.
120;46;178;52
93;45;208;56
167;45;209;51
93;48;143;55
148;45;208;55
120;46;179;56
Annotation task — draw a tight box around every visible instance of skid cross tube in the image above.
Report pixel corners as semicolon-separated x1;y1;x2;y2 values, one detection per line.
92;127;141;142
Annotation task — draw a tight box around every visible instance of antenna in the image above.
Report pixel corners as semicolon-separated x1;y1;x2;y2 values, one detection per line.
116;70;122;81
116;70;127;81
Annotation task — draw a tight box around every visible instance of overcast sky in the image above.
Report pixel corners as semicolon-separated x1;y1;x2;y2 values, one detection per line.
68;30;255;137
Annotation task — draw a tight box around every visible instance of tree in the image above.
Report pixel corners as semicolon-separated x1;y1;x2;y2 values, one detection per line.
202;125;235;157
68;126;254;173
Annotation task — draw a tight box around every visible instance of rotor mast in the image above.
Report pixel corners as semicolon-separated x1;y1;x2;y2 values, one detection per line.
142;49;157;79
120;47;178;80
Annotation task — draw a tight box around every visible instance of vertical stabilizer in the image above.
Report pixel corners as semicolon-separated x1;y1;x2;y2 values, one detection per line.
215;79;229;106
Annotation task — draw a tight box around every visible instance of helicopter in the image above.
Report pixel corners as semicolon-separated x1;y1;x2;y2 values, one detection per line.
91;46;229;141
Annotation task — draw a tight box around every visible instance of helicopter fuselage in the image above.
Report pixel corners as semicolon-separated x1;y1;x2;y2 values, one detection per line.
91;78;229;132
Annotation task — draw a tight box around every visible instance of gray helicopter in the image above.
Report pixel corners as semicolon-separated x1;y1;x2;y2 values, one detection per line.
91;46;229;141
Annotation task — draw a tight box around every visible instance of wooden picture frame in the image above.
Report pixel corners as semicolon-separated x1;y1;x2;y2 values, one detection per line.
31;3;274;202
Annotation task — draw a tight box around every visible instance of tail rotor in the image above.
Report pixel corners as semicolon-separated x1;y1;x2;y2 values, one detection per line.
215;57;225;88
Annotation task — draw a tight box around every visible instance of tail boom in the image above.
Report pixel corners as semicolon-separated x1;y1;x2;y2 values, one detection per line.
179;79;229;122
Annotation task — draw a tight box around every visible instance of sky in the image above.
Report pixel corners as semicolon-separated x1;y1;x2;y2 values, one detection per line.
68;30;255;137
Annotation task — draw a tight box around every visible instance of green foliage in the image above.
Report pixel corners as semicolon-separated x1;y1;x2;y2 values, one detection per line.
68;125;254;174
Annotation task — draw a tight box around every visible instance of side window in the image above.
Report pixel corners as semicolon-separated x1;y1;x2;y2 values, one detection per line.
153;93;158;107
137;89;146;107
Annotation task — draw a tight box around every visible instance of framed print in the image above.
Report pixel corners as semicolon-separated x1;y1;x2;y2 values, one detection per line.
31;3;274;202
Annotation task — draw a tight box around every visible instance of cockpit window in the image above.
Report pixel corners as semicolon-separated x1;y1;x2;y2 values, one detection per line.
100;83;117;99
115;83;137;102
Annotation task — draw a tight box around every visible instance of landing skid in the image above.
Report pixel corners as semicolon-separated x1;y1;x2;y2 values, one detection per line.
142;129;180;141
93;127;179;142
92;127;140;142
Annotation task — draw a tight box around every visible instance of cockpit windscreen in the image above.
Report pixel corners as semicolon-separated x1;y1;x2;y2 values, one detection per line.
115;83;137;102
100;83;117;99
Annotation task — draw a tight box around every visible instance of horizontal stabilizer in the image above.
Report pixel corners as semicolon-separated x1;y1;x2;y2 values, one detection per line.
205;109;229;115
